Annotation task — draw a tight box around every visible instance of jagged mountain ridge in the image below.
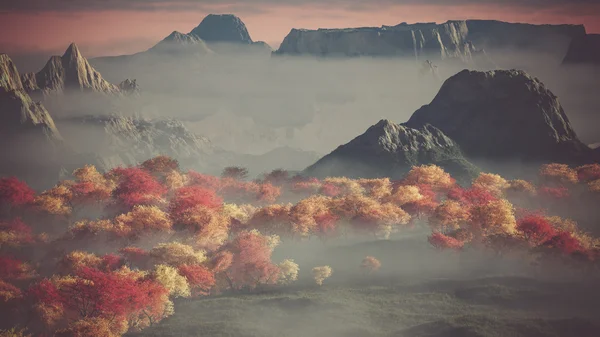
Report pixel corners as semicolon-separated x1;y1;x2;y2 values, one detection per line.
405;69;595;164
304;120;479;183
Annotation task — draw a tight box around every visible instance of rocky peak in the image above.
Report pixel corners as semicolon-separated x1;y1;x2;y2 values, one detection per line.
0;54;24;91
190;14;253;44
304;119;478;182
148;31;213;55
406;69;593;163
30;43;120;96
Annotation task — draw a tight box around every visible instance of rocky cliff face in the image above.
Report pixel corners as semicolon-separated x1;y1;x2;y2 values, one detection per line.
406;69;594;164
275;21;479;63
23;43;121;97
0;54;67;187
465;20;585;55
275;19;585;62
562;34;600;65
190;14;253;44
304;120;479;182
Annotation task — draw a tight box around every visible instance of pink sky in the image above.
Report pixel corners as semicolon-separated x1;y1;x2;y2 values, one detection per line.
1;3;599;57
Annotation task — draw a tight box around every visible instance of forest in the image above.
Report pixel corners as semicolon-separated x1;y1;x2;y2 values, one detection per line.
0;156;599;336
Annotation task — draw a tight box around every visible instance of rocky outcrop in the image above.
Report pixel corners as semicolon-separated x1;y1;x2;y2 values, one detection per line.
304;120;479;182
0;54;67;188
562;34;600;65
275;20;585;62
147;31;214;56
405;69;594;164
190;14;253;44
57;115;214;171
23;43;121;97
117;79;140;96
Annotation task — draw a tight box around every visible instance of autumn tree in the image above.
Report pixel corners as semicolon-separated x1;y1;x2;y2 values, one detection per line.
360;256;381;274
222;167;249;180
113;205;173;241
277;259;299;285
516;214;557;246
428;232;464;250
141;156;179;175
576;164;600;183
0;177;35;215
263;169;289;185
151;264;190;298
539;163;578;185
177;264;215;296
472;173;509;197
467;199;516;240
403;165;455;191
169;186;222;223
0;219;34;250
149;242;207;267
312;266;332;286
223;230;281;290
110;167;167;210
172;205;230;251
429;200;469;233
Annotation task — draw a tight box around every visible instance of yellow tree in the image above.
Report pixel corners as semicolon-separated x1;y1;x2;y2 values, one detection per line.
403;165;455;191
472;173;509;197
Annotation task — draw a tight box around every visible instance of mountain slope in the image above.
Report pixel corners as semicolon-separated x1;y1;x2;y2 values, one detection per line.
304;120;479;183
190;14;253;44
405;69;594;164
0;54;67;188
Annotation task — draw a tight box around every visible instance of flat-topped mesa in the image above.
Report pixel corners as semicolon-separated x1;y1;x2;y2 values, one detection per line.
405;69;594;164
464;20;586;54
562;34;600;65
304;119;479;183
190;14;253;44
24;43;121;96
275;19;586;61
275;21;476;62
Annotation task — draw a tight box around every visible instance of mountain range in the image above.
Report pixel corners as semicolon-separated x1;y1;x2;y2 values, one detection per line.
1;14;599;189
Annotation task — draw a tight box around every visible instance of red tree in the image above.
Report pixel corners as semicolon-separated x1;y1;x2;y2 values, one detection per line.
169;186;223;221
111;167;167;209
224;231;280;289
539;186;570;200
428;232;464;250
0;177;35;210
516;215;556;245
178;264;215;296
542;232;583;255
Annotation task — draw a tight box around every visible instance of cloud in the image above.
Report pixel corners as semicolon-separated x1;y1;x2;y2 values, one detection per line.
1;0;599;14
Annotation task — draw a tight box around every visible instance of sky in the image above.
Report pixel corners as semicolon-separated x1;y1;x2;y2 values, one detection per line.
1;0;600;58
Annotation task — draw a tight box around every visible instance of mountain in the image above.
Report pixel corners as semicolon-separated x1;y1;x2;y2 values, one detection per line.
190;14;253;44
275;21;480;63
21;43;120;98
405;69;594;164
0;54;67;187
147;31;214;56
304;120;479;183
562;34;600;65
464;20;585;55
274;20;584;63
